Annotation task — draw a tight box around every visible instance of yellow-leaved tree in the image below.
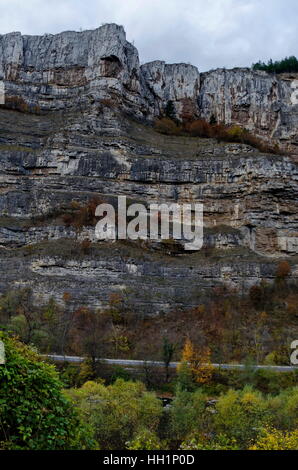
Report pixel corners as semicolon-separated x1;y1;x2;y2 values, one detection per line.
178;338;214;385
250;428;298;450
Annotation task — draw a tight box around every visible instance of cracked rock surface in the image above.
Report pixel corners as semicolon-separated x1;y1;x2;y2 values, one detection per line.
0;24;298;314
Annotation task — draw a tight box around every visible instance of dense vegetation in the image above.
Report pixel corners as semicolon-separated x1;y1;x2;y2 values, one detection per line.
66;378;298;450
0;259;297;450
252;56;298;74
0;333;94;449
0;332;297;450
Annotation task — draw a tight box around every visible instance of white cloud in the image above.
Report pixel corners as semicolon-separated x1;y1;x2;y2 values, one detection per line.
0;0;297;71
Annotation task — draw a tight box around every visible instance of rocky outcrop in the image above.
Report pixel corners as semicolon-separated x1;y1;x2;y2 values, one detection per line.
199;68;298;154
140;61;200;118
0;240;291;314
0;23;297;152
0;24;298;314
0;24;144;115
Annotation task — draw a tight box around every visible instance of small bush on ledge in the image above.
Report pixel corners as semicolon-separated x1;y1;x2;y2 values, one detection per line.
0;95;41;114
154;116;282;154
154;117;181;135
62;196;104;230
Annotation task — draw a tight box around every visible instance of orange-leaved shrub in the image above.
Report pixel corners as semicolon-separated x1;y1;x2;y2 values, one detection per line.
1;96;41;114
154;116;282;154
62;196;103;229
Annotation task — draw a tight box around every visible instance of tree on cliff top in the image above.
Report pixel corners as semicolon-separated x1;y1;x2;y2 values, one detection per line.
252;56;298;74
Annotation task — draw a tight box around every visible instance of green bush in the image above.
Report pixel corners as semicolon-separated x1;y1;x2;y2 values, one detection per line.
169;389;208;442
0;333;93;449
65;379;163;449
214;387;270;447
110;365;132;383
268;387;298;431
126;428;164;450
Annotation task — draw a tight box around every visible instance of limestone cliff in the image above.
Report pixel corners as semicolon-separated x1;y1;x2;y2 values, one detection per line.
0;24;297;314
0;23;297;152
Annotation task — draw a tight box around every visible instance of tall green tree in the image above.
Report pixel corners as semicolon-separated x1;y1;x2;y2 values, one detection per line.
162;337;175;383
164;100;176;121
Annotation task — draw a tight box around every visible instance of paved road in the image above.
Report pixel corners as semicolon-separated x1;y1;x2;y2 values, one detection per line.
46;355;296;372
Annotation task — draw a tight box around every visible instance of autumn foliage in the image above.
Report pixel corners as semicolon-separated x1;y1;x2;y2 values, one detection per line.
0;95;41;114
154;116;282;154
62;196;103;229
178;338;214;385
276;261;291;279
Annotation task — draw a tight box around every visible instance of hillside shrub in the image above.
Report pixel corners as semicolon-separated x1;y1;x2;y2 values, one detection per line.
154;117;281;154
0;96;41;114
65;379;163;449
0;333;93;449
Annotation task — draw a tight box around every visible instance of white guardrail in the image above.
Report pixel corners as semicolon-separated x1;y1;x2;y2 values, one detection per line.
45;355;297;372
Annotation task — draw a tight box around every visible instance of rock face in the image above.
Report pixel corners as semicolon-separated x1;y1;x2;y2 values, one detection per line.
1;23;297;152
0;24;144;114
0;24;297;314
199;68;298;153
141;61;200;118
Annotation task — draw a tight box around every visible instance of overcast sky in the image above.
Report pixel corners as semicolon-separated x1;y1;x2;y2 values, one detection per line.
0;0;297;72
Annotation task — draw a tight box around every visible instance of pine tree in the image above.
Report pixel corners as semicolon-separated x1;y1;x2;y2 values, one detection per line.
252;56;298;74
165;100;176;121
209;114;217;125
